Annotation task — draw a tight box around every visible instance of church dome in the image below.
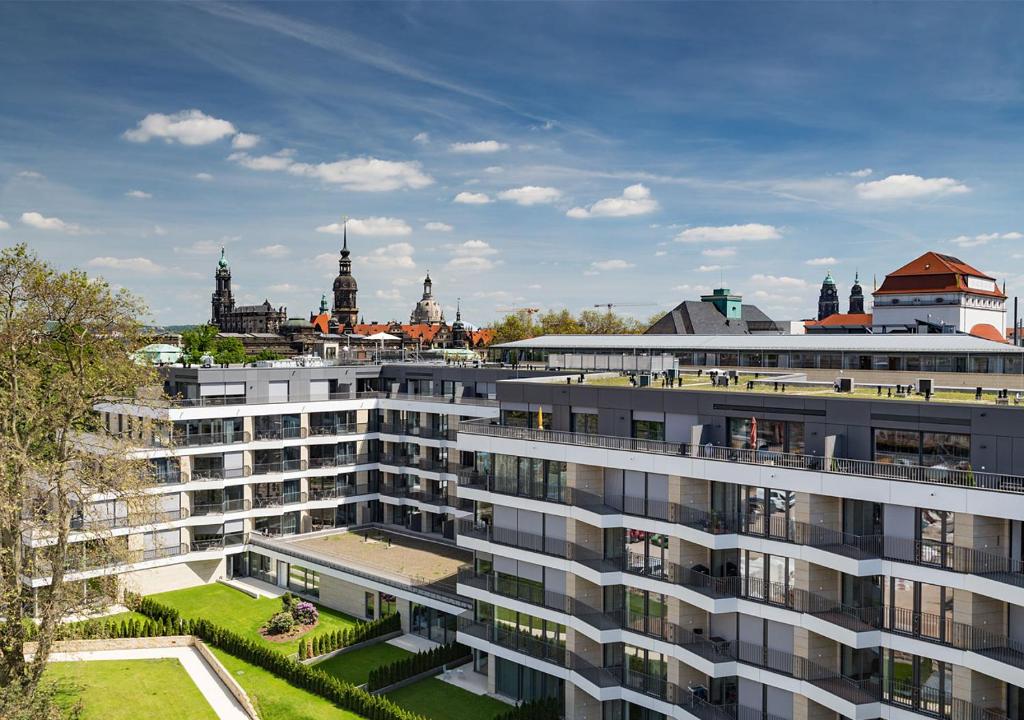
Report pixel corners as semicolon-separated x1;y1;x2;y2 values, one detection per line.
411;297;444;324
333;274;358;290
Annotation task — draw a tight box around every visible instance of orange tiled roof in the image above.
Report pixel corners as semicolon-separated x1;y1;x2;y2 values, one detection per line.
874;251;1004;298
969;323;1007;343
469;329;495;346
805;313;873;328
310;313;331;334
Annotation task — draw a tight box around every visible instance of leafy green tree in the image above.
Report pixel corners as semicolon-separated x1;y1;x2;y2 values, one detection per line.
537;308;582;335
490;311;536;344
212;336;246;364
0;244;162;719
252;348;282;362
577;309;646;334
181;323;219;362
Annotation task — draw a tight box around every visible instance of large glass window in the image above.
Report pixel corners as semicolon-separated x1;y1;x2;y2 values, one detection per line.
874;429;970;469
632;419;664;441
728;418;805;453
572;412;599;434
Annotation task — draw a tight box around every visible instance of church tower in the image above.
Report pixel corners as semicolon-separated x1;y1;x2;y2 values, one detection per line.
451;298;468;347
331;220;359;329
817;270;839;320
211;247;234;327
848;271;865;314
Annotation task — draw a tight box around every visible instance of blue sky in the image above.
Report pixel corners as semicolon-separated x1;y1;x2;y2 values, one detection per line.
3;2;1024;326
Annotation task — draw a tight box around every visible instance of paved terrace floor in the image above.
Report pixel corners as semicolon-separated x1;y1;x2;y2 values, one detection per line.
287;529;471;584
584;372;1024;406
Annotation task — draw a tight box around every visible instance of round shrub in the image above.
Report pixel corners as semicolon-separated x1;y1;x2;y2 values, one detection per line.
292;601;319;625
266;611;295;635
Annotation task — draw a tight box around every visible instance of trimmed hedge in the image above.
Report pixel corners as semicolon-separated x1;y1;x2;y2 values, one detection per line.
126;593;429;720
300;612;400;660
495;696;562;720
366;641;469;691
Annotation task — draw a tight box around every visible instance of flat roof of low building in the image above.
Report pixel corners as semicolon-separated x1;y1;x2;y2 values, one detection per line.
494;333;1024;354
286;528;470;584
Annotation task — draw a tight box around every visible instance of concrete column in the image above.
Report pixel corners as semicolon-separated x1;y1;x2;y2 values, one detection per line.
568;574;604;612
793;694;833;720
565;684;601;720
486;653;497;694
954;513;1007;556
794;628;837;668
678;476;709;510
672;537;709;571
689;424;705;456
793;492;840;529
794;559;839;603
953;667;1005;711
672;599;708;635
569;519;603;556
567;463;603;496
953;589;1005;638
243;416;254;442
670;657;704;695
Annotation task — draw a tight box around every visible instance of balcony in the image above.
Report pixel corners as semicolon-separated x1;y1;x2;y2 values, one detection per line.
461;472;1024;590
251;459;306;475
458;421;1024;496
309;422;376;437
69;508;187;530
153;430;251;448
308;453;372;470
191;466;250;481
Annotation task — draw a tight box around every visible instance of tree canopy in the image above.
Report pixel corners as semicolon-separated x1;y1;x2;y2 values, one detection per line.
181;324;247;364
0;244;162;718
489;308;658;345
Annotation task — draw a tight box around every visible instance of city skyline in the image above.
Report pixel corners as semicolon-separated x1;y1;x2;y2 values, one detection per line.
3;3;1024;325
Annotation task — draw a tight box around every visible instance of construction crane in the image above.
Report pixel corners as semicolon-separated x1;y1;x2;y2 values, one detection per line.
593;302;656;313
496;307;541;316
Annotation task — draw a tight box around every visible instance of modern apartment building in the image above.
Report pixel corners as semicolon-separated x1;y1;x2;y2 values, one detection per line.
455;369;1024;720
27;347;1024;720
27;361;544;638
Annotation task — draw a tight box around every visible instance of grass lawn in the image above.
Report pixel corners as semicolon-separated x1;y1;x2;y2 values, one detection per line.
149;583;359;653
210;646;365;720
387;677;510;720
314;641;412;685
47;658;217;720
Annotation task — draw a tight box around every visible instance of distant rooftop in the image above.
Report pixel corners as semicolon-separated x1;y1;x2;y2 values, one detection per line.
495;333;1024;354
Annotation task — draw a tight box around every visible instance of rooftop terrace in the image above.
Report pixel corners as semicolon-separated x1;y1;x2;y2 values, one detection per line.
580;371;1024;407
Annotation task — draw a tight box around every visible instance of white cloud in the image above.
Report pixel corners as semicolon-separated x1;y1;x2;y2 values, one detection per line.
805;257;838;266
228;149;296;171
376;289;402;301
16;170;44;180
151;225;168;236
449;256;496;271
20;211;82;234
447;240;499;271
256;244;290;258
365;242;416;269
750;273;808;288
412;132;430;145
269;283;297;292
228;150;433;192
855;174;970;200
231;132;261;150
497;186;562;206
567;184;658;219
424;221;453;232
697;265;725;272
0;219;9;231
125;189;152;199
702;247;736;258
845;168;873;178
450;239;498;257
87;256;163;274
316;217;412;237
449;140;509;154
484;166;504;174
654;250;667;257
453;191;491;204
590;259;634;271
123;109;236;145
175;239;234;255
194;172;215;182
675;223;781;243
951;231;1023;248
